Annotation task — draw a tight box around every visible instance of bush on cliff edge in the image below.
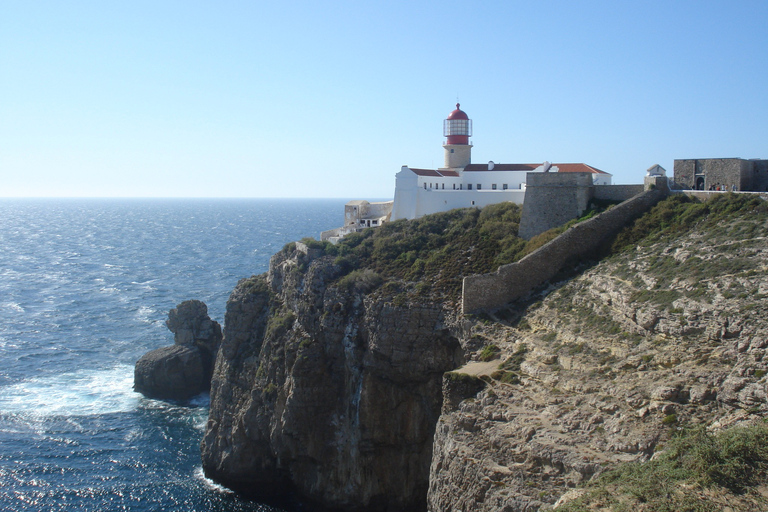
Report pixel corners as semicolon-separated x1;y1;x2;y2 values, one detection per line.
293;202;541;298
556;422;768;511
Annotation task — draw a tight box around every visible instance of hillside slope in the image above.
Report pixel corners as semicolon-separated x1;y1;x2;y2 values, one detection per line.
427;194;768;511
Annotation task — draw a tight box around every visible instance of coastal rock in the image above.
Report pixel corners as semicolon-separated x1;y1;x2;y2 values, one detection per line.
201;249;462;511
134;344;207;400
134;300;222;400
198;196;768;511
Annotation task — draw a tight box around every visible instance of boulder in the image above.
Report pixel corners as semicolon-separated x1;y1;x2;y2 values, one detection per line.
134;344;207;400
134;300;222;400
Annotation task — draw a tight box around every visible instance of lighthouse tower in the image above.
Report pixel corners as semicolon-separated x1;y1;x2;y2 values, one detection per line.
443;103;472;169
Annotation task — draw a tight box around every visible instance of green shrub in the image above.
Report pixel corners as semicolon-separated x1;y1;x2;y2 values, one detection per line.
319;202;560;299
336;269;383;294
499;344;527;371
478;344;501;362
555;422;768;511
265;309;295;340
662;414;677;425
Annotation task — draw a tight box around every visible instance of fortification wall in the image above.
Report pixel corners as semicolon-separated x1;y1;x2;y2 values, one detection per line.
754;160;768;192
518;172;594;240
673;160;697;189
462;188;667;313
593;184;644;202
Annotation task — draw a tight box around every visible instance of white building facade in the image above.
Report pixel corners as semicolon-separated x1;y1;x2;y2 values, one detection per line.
321;103;612;241
391;104;611;221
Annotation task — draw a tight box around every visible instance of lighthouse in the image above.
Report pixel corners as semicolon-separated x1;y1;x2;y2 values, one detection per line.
443;103;472;169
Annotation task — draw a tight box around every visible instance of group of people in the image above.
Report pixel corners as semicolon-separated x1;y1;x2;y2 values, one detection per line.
709;183;737;192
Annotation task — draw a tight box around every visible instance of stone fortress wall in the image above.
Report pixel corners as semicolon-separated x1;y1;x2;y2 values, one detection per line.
593;184;645;202
518;172;594;240
518;172;645;240
462;181;667;313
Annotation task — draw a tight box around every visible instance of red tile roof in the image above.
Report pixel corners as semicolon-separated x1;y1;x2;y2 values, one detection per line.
410;168;460;177
464;163;540;172
552;163;609;174
408;163;610;176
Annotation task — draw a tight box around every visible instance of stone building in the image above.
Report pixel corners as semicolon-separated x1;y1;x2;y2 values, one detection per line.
673;158;768;192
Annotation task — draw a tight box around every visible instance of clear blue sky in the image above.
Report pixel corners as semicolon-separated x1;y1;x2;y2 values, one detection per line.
2;0;766;198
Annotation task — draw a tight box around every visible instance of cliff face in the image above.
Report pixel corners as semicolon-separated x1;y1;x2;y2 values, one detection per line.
201;245;463;511
201;195;768;511
427;200;768;510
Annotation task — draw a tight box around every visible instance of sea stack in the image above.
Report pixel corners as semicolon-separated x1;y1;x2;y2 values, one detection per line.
134;300;222;400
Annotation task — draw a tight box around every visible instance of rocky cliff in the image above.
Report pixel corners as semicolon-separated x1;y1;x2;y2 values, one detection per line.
200;243;463;511
200;194;768;511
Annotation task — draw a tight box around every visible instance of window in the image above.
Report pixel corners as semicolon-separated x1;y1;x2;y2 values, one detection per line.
453;184;456;190
468;184;472;190
372;220;378;225
503;184;508;190
424;183;427;189
429;183;432;188
442;183;444;189
459;184;463;190
492;184;497;190
471;200;475;206
477;184;481;190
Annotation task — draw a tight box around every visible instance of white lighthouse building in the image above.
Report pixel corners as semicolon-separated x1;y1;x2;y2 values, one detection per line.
391;103;611;221
320;103;611;242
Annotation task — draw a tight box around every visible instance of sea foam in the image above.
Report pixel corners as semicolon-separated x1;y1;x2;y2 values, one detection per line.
0;365;139;417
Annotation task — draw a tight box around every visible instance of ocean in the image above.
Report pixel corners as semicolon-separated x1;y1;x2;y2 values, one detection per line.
0;198;349;512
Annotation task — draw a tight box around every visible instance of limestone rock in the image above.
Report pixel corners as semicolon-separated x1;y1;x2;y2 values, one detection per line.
198;200;768;511
201;248;462;511
166;299;222;354
134;300;222;400
134;344;207;400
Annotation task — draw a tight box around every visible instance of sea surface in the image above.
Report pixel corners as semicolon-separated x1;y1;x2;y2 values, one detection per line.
0;198;349;512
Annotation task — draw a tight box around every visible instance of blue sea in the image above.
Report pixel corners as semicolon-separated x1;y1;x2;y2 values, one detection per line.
0;198;348;512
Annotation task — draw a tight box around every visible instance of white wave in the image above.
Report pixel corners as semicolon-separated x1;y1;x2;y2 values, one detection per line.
0;365;139;417
194;466;233;494
4;302;24;313
135;305;157;323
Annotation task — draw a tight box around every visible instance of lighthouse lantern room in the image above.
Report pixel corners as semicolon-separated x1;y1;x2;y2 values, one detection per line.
443;103;473;169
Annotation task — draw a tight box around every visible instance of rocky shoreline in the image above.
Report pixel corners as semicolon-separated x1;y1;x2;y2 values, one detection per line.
135;195;768;511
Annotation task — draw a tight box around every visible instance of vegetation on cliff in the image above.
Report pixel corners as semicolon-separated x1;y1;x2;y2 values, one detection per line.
556;421;768;511
296;200;616;299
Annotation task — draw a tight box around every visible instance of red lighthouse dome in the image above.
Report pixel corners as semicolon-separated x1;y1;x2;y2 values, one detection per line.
443;103;472;145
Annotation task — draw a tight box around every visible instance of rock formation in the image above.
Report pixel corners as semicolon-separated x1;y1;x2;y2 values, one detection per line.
426;197;768;510
201;246;463;511
134;299;222;400
198;194;768;511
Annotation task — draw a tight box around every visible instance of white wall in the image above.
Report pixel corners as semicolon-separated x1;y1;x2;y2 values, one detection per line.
392;166;610;221
409;188;526;219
